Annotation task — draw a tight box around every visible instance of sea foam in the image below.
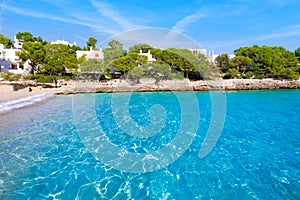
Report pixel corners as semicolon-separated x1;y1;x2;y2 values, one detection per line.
0;93;54;114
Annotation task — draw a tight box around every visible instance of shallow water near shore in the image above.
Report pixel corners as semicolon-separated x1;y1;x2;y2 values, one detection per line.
0;90;299;199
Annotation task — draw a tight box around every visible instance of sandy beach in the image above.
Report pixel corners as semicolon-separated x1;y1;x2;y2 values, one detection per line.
1;78;300;104
0;84;48;103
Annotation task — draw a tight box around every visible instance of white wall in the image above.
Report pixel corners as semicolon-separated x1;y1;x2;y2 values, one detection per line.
76;49;104;60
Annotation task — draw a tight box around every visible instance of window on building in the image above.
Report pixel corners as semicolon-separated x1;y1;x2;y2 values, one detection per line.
12;64;17;69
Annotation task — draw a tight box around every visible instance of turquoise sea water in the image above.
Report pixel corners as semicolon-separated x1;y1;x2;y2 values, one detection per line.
0;90;299;199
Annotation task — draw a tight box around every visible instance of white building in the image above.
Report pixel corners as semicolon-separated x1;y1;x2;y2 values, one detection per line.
50;39;76;46
189;48;207;55
0;44;5;59
189;48;219;63
13;36;23;49
0;43;32;74
0;44;21;69
76;47;104;60
229;54;235;59
138;49;156;62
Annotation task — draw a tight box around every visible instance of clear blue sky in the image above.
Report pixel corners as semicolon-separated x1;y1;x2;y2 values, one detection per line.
0;0;299;54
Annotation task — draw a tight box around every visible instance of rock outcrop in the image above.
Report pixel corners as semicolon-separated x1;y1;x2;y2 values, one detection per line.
2;78;300;95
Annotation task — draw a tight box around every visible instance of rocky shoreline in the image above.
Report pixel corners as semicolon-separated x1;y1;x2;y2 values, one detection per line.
1;78;300;96
193;79;300;91
51;78;300;94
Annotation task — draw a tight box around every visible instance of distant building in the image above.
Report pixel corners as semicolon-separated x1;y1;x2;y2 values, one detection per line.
13;36;23;49
0;44;21;71
76;47;104;60
189;48;219;63
214;53;235;60
138;49;156;62
207;49;216;63
229;54;235;59
50;39;76;46
189;48;207;55
0;48;20;64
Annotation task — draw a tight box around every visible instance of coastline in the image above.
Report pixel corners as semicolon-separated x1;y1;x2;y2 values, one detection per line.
49;78;300;94
0;82;53;103
1;78;300;101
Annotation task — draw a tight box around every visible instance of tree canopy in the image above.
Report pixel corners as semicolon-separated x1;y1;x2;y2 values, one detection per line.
17;41;45;73
216;45;299;80
0;34;13;48
2;31;300;82
16;33;79;76
80;58;105;72
41;44;77;75
108;40;123;49
295;47;300;63
129;43;153;52
152;63;175;84
215;53;230;73
111;52;144;73
86;37;97;49
152;48;211;79
103;40;126;65
16;32;35;42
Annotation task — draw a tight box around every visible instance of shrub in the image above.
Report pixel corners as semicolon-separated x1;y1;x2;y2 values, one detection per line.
60;75;72;81
223;68;241;79
23;74;55;83
175;72;184;79
254;74;265;79
0;70;21;81
245;71;254;79
36;74;55;83
23;74;38;80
